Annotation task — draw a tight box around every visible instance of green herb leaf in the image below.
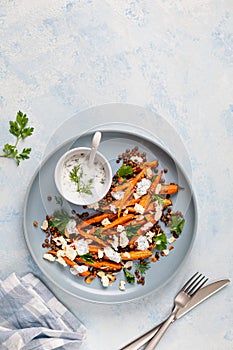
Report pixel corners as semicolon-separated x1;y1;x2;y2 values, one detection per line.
50;209;73;234
125;224;141;237
0;111;34;165
153;233;167;250
15;148;32;165
150;194;165;206
170;216;185;236
2;144;18;158
79;253;94;264
69;165;93;195
95;229;107;241
135;260;151;275
117;165;133;178
55;196;63;206
123;268;135;284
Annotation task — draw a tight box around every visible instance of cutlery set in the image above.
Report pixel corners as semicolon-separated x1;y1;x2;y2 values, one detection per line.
121;273;230;350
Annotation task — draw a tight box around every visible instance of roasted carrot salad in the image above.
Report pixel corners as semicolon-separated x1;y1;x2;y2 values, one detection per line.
39;147;185;290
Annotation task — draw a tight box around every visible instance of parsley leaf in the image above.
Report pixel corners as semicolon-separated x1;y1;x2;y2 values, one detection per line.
95;228;107;241
0;111;34;165
123;268;135;284
125;224;141;237
151;194;165;205
170;216;185;236
154;233;167;250
117;165;133;178
49;209;73;234
79;253;94;264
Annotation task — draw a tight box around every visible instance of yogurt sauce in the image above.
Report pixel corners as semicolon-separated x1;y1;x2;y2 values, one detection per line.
61;152;107;204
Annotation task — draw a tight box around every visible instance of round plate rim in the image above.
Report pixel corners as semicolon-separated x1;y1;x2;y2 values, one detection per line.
23;127;198;304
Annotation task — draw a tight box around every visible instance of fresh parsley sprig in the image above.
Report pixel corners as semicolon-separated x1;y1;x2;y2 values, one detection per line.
117;165;133;178
0;111;34;165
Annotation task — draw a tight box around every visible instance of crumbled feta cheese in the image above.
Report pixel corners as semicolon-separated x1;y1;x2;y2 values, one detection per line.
56;249;66;259
43;253;56;262
41;220;48;231
104;247;121;263
154;201;163;221
134;203;145;214
111;235;119;251
156;240;161;245
130;155;143;164
101;218;111;226
119;280;126;291
135;236;149;250
70;265;88;275
87;201;99;210
123;261;133;269
100;274;110;287
136;214;144;221
53;236;67;247
146;167;153;179
64;245;77;261
56;257;67;267
119;231;129;248
65;219;78;237
155;183;162;194
140;222;153;232
109;204;117;213
163;249;170;256
98;249;104;259
122;252;131;259
167;236;176;244
117;225;125;233
133;192;141;199
136;178;151;196
111;191;124;200
97;271;105;279
75;239;89;255
146;230;156;243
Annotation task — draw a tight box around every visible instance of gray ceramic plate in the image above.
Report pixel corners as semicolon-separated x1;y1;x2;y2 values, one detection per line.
23;130;197;303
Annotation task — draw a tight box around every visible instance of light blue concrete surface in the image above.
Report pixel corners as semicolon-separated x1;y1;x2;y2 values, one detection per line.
0;1;232;349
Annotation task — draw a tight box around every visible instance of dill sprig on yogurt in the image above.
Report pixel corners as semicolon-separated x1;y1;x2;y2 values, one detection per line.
69;165;94;195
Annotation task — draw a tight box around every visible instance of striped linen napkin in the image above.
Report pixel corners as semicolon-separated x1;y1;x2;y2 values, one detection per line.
0;273;86;350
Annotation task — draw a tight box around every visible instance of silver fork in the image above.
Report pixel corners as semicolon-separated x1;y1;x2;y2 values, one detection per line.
144;272;208;350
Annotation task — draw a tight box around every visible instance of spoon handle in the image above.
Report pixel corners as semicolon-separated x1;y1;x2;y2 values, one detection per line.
88;131;102;166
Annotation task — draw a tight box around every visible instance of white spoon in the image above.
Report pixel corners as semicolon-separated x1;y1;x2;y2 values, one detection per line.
88;131;102;167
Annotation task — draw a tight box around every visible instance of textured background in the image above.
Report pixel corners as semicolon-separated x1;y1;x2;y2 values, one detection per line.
0;1;232;349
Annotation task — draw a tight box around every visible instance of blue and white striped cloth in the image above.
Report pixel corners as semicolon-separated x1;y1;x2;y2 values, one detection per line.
0;273;86;350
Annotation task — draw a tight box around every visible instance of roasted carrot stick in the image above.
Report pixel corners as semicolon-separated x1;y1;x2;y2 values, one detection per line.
159;184;179;194
101;213;135;231
146;198;172;212
117;168;148;216
101;196;140;212
138;171;163;210
75;257;122;271
121;250;152;260
45;252;91;276
78;229;109;247
77;212;116;230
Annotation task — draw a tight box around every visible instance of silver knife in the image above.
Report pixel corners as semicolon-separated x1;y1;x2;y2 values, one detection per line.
120;279;230;350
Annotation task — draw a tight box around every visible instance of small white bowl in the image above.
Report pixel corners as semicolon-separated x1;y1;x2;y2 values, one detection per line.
54;147;112;206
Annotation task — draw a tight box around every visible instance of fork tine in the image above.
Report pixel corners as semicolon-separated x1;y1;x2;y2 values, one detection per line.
184;273;208;296
187;277;208;296
181;272;199;292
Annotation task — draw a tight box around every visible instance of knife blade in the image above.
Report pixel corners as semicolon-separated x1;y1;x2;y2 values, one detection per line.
120;279;230;350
